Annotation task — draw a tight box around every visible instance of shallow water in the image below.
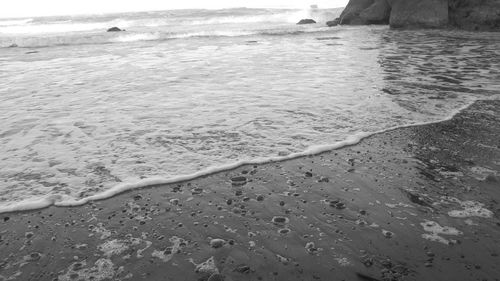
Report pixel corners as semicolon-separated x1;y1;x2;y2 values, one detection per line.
0;9;499;211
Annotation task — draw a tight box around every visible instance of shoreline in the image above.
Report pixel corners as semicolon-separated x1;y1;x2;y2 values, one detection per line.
0;99;482;215
0;100;498;280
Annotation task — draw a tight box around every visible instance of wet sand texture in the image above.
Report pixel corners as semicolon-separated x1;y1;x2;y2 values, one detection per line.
0;100;499;281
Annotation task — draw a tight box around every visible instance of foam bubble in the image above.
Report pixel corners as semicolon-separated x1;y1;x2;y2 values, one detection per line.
111;33;160;43
0;101;477;214
421;220;462;245
446;197;493;218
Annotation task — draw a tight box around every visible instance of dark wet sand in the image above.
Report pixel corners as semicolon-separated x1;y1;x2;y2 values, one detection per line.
1;100;499;281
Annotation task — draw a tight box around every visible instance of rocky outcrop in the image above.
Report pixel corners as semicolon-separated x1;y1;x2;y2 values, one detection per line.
326;19;341;26
360;0;391;24
296;19;316;24
337;0;374;24
107;27;124;32
448;0;500;31
330;0;500;30
390;0;448;28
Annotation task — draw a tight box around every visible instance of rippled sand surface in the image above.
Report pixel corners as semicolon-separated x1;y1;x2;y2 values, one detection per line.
0;25;499;208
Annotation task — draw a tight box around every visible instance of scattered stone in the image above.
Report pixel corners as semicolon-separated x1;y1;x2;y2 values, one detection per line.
272;216;289;225
210;239;225;249
278;228;291;234
485;174;499;183
231;176;247;186
305;172;313;177
329;199;346;210
256;194;265;201
234;264;251;274
25;252;41;262
305;242;317;254
318;176;329;182
191;187;203;195
195;256;219;275
382;230;394;238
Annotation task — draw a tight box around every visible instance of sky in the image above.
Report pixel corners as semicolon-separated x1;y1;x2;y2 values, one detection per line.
0;0;348;18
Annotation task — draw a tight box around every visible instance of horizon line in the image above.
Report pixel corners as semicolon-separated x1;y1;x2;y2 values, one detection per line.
0;5;345;20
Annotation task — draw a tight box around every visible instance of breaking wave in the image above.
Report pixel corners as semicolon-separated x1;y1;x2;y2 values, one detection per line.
0;100;479;214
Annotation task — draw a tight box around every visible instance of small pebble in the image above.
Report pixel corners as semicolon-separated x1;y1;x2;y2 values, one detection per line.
210;238;225;248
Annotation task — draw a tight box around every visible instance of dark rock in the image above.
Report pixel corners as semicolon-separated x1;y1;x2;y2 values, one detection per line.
191;187;203;195
8;43;18;48
360;0;391;24
107;27;124;32
234;264;251;274
297;19;316;24
334;0;499;30
339;0;374;24
485;174;499;183
210;238;225;248
231;176;247;186
272;216;289;224
449;0;500;31
356;273;381;281
326;19;341;26
390;0;448;28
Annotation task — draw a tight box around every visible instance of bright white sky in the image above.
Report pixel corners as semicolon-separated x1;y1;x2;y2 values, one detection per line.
1;0;348;18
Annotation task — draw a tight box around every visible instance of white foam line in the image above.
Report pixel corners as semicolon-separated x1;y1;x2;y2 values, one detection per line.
0;99;483;214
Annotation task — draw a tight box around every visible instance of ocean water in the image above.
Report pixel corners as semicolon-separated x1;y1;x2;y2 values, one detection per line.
0;8;499;212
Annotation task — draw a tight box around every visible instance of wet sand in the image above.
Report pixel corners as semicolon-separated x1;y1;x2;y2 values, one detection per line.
0;100;499;281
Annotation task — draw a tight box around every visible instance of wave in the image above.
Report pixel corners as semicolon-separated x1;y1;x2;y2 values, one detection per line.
0;18;33;26
0;18;133;35
1;27;333;48
0;99;479;214
111;32;160;42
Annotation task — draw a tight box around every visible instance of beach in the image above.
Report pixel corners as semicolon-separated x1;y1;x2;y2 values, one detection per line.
1;99;498;281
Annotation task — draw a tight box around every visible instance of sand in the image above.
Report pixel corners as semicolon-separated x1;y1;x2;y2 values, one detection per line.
0;100;499;281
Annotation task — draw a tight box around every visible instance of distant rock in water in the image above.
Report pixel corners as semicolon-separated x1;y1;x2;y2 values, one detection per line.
8;43;18;48
297;19;316;25
107;27;124;32
328;0;500;31
326;19;340;27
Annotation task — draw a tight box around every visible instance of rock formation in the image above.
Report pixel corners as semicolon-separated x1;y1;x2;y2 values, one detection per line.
448;0;500;31
297;19;317;24
390;0;448;28
330;0;500;31
107;27;124;32
360;0;392;24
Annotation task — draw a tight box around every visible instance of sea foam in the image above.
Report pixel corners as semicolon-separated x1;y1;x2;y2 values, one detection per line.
0;100;477;214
